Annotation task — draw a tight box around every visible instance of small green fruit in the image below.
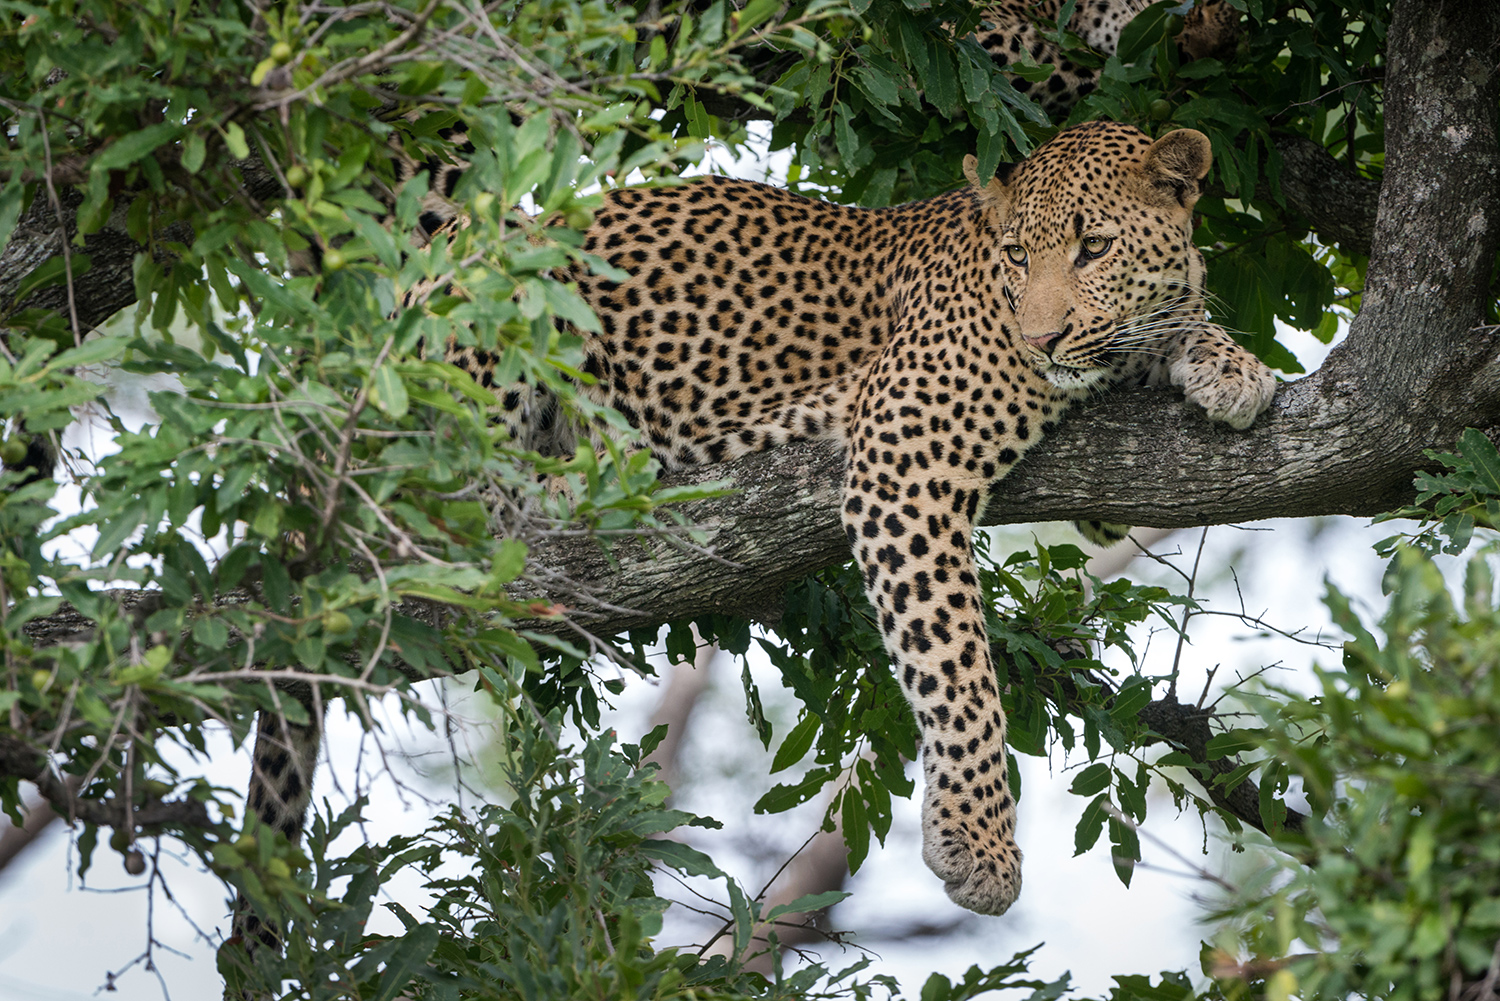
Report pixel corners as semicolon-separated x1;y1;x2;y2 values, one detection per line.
1391;772;1427;798
0;437;28;467
270;41;294;65
322;610;353;634
234;833;258;855
473;192;496;216
1149;99;1171;121
266;857;291;879
31;668;51;692
321;247;346;271
284;164;307;189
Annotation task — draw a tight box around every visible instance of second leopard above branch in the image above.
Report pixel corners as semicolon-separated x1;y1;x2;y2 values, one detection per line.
970;0;1241;117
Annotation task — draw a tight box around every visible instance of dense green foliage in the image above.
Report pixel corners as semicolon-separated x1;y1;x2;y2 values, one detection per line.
4;0;1492;998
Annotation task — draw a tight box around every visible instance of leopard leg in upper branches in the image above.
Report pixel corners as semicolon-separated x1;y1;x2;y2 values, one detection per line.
229;689;322;952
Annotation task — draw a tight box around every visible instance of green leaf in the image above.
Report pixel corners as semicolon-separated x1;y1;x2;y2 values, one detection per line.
924;39;959;116
1069;761;1111;797
841;789;870;872
370;924;439;1001
770;715;819;773
91;500;148;558
727;877;753;958
182;131;207;174
1109;675;1152;726
741;659;771;748
1205;728;1263;759
732;0;780;37
1108;815;1139;887
14;254;93;305
1458;427;1500;497
764;890;850;922
1117;2;1178;62
754;766;837;814
193;616;230;650
0;179;27;258
223;122;251;160
1074;793;1109;855
93;122;184;172
45;335;129;373
639;838;725;878
373;363;410;418
637;723;670;760
851;66;900;109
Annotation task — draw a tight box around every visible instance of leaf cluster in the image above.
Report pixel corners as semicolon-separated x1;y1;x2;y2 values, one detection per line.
1211;544;1500;1000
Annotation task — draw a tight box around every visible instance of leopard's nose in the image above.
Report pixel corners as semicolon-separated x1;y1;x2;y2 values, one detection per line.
1023;331;1062;352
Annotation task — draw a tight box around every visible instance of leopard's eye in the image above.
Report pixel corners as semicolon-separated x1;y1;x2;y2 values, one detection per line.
1080;236;1113;259
1004;244;1028;266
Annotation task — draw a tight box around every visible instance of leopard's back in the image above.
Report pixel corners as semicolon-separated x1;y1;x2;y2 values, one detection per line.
533;177;981;468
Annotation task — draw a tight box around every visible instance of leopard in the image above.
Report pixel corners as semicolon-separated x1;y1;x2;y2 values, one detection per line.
975;0;1242;118
234;119;1273;944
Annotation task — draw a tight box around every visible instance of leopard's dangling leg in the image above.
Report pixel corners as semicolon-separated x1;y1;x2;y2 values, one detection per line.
843;464;1022;914
841;325;1056;916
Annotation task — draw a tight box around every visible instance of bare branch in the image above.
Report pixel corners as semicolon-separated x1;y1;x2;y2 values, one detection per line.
0;733;212;832
1138;692;1306;836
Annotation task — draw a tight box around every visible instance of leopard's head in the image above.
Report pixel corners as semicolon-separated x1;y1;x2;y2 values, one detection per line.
967;121;1213;396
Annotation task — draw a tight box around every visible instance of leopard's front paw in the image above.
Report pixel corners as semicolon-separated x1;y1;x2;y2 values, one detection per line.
921;781;1022;915
1169;324;1277;430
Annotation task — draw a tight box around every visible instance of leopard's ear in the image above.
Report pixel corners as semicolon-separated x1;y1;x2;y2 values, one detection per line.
1140;128;1212;210
964;153;1011;227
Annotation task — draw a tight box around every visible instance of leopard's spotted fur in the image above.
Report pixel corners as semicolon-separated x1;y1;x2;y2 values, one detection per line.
234;10;1269;945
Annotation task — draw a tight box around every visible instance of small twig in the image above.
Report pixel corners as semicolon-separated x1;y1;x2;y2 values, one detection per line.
1100;801;1238;893
1167;527;1211;699
36;107;83;346
1195;665;1219;711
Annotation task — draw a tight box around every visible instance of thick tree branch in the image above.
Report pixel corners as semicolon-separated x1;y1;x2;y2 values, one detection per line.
0;157;279;334
1267;133;1380;256
0;733;212;832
